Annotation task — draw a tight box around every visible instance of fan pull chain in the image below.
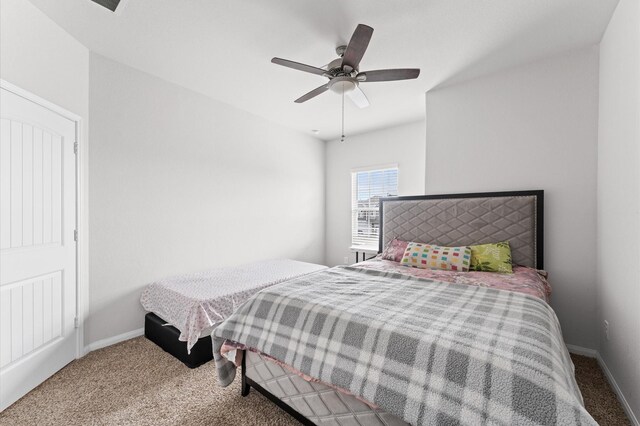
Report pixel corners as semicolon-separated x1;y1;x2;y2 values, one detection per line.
340;86;346;143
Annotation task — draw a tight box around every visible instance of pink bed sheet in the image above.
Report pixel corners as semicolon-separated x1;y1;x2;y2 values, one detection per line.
352;257;551;302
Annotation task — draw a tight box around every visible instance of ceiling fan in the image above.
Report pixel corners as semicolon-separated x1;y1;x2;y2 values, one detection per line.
89;0;121;12
271;24;420;109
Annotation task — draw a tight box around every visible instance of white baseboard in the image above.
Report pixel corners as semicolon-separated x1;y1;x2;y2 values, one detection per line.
566;344;638;426
566;344;598;358
596;353;639;426
83;328;144;355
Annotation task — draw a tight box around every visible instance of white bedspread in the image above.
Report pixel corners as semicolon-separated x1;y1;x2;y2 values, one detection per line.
140;259;327;352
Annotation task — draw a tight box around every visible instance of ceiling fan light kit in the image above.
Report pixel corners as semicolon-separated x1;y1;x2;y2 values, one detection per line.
271;23;420;142
328;77;357;94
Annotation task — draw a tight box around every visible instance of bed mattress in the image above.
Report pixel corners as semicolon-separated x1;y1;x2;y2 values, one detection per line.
140;259;327;352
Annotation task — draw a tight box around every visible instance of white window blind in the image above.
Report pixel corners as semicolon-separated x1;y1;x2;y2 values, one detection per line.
351;167;398;247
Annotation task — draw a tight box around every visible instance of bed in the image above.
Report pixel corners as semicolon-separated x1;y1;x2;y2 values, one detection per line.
211;191;596;425
140;259;327;367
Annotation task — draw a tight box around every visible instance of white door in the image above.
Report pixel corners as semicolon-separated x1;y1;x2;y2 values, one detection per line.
0;86;77;411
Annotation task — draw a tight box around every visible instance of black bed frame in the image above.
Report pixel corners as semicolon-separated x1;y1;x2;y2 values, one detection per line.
240;190;545;425
144;313;213;368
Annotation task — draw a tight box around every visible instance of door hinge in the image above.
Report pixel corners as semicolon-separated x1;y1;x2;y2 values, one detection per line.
73;141;78;155
74;317;79;328
74;230;78;242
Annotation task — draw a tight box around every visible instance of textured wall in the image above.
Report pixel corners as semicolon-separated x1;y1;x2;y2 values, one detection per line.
88;53;325;345
425;47;600;349
324;121;426;267
597;0;640;421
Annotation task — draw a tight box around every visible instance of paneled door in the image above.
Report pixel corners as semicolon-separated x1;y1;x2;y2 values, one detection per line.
0;86;77;411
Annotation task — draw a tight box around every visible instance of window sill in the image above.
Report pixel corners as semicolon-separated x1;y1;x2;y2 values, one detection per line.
349;245;379;253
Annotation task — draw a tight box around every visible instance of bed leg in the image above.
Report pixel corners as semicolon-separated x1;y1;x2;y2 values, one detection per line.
241;350;250;397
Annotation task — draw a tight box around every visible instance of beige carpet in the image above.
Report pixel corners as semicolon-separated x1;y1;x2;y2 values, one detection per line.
0;337;631;425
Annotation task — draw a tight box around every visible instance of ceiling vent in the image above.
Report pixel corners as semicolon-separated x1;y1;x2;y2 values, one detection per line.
90;0;121;12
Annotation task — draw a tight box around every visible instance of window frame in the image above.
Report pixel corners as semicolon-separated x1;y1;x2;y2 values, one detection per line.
350;164;399;249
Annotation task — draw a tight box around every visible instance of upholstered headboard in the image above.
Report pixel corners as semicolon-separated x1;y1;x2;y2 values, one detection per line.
379;191;544;269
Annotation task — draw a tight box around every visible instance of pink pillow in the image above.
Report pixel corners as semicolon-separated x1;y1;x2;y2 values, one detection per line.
381;239;409;262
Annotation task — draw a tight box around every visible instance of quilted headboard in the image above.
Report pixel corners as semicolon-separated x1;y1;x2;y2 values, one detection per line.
379;191;544;269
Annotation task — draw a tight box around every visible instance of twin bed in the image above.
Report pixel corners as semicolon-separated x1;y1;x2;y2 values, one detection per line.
141;259;327;367
142;190;595;425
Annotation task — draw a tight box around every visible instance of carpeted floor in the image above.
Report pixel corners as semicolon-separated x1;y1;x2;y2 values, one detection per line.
572;355;631;425
0;337;631;425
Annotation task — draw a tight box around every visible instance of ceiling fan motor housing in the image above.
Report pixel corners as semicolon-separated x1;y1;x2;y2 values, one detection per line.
325;57;358;78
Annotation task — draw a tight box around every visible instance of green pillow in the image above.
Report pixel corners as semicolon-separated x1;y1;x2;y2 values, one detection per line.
469;241;513;273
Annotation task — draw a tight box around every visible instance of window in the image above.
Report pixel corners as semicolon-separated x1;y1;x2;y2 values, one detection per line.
351;166;398;247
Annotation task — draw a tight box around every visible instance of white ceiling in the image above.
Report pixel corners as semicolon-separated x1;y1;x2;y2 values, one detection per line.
28;0;617;141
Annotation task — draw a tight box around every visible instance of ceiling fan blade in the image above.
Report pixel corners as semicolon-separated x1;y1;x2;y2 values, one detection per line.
347;86;370;108
342;24;374;71
90;0;121;11
358;69;420;82
294;84;330;103
272;58;327;76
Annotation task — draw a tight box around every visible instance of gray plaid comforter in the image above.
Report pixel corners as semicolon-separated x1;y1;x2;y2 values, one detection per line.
213;266;595;425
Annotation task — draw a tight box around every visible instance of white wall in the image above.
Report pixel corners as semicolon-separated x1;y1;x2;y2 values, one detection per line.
0;0;89;120
425;47;600;349
597;0;640;421
325;121;426;267
87;53;325;345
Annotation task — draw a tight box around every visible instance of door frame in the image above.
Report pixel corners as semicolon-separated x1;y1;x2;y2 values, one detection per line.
1;79;88;359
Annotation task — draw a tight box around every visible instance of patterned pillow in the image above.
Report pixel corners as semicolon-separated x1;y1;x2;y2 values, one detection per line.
469;241;513;274
400;242;472;271
381;239;409;262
